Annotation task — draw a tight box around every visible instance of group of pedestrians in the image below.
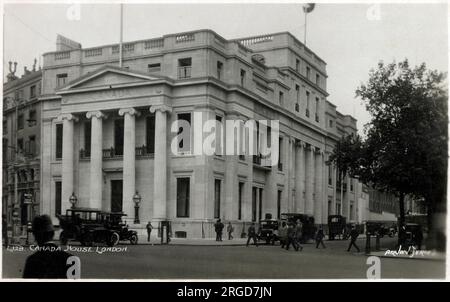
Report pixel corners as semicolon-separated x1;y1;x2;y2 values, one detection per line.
214;219;234;242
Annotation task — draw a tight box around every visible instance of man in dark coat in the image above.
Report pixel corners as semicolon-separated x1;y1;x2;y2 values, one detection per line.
246;223;258;247
347;226;361;252
23;215;74;279
146;221;153;242
214;219;224;241
315;226;326;248
285;223;299;251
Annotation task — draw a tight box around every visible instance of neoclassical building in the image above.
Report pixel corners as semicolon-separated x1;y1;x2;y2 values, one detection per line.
39;30;362;238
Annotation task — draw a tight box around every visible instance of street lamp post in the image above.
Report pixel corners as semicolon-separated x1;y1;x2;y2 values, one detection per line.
133;191;141;224
69;192;78;209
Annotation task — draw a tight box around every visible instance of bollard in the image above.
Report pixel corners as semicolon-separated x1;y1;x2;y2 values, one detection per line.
375;234;381;251
365;233;371;254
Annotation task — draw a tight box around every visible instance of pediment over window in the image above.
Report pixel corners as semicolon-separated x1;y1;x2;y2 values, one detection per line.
56;65;166;94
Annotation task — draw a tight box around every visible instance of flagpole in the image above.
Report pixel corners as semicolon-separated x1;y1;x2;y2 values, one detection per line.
119;3;123;68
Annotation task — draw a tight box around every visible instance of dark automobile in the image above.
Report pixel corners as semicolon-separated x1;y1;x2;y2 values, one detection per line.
328;215;346;240
280;213;316;243
57;208;138;246
258;219;279;244
366;221;397;238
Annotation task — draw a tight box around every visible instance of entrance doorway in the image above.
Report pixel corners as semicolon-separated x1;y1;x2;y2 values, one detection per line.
111;180;123;212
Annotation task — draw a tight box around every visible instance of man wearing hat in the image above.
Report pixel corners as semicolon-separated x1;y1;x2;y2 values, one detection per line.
23;215;73;278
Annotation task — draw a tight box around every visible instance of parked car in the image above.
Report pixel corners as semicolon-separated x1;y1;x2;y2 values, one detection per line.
366;221;397;238
57;208;138;246
258;219;279;245
328;215;346;240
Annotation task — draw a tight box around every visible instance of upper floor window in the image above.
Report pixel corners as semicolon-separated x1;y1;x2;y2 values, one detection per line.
315;97;320;122
316;74;320;86
177;113;192;153
217;61;223;80
28;110;37;127
17;138;24;154
148;63;161;73
295;59;300;72
305;91;310;117
178;58;192;79
295;85;300;112
56;73;68;88
329;119;334;128
3;120;7;134
279;91;284;106
30;85;36;99
306;66;311;80
240;69;246;86
18;114;24;130
146;115;155;154
28;135;36;156
55;123;63;160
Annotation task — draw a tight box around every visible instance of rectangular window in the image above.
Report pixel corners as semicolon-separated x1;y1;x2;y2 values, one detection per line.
178;58;192;79
146;115;155;154
328;164;332;186
30;85;36;98
114;119;124;156
177;113;191;153
3;120;7;134
277;190;282;220
217;61;223;80
306;91;310;117
55;124;63;159
148;63;161;73
3;139;8;162
350;179;354;192
55;181;62;216
28;136;36;156
56;73;68;88
295;85;300;107
316;74;320;86
214;179;221;219
278;137;283;171
240;69;246;86
295;59;300;72
18;114;24;130
315;97;320;122
28;110;37;127
215;115;223;156
176;177;190;217
238;182;244;220
306;66;311;79
84;121;91;156
17;138;24;154
258;188;263;222
329;119;334;128
252;187;257;222
279;91;284;106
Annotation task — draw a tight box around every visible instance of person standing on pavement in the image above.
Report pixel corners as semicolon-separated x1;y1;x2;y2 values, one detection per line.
295;221;304;251
279;221;288;248
214;219;224;241
146;221;153;242
246;223;258;247
347;225;361;252
227;222;234;240
285;223;299;251
315;226;326;249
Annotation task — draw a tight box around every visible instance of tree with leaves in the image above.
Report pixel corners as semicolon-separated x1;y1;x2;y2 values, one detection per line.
329;59;447;249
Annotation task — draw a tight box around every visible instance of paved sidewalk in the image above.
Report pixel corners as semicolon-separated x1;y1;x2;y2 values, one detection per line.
138;234;248;246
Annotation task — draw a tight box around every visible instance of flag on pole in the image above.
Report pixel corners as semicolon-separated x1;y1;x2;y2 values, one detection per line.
303;3;315;13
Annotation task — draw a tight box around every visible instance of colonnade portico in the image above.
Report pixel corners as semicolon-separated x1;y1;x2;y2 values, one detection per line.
58;104;172;223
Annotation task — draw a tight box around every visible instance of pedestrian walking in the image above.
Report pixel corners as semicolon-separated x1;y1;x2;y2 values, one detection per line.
347;226;361;252
227;222;234;240
146;221;153;242
23;215;73;278
246;223;258;247
214;219;224;241
315;226;326;249
279;221;288;248
295;221;304;251
285;223;299;251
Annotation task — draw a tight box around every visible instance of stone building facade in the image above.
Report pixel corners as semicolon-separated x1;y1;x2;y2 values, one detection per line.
3;61;42;231
39;30;362;238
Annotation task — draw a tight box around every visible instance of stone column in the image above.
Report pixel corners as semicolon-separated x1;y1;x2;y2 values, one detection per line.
119;108;140;219
314;150;324;224
86;111;107;210
283;136;290;213
305;145;315;216
295;141;305;213
149;104;172;220
58;113;78;212
331;163;337;215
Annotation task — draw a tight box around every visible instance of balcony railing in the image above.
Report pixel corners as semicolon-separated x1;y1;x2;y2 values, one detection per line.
102;147;123;159
79;149;91;159
135;145;154;157
178;66;192;79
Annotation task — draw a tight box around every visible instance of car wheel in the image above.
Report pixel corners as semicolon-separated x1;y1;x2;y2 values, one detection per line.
60;231;68;245
130;234;138;245
108;232;120;247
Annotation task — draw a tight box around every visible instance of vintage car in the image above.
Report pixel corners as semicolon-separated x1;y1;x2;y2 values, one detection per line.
257;219;279;245
57;208;138;246
365;221;397;238
328;215;346;240
280;213;316;243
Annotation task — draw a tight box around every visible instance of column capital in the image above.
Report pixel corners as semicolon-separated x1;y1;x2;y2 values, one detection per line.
57;113;79;122
119;107;141;117
150;104;172;114
86;110;108;120
296;140;306;148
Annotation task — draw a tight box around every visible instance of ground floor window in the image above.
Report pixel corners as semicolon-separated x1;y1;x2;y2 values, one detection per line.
177;177;190;217
252;187;257;222
214;179;221;219
238;182;244;220
55;181;62;216
111;179;123;212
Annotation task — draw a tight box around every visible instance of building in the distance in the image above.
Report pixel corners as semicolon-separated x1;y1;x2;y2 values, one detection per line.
39;30;363;238
368;187;399;221
2;60;42;234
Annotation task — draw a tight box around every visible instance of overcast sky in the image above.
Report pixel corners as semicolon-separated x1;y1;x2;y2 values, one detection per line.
2;1;448;131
